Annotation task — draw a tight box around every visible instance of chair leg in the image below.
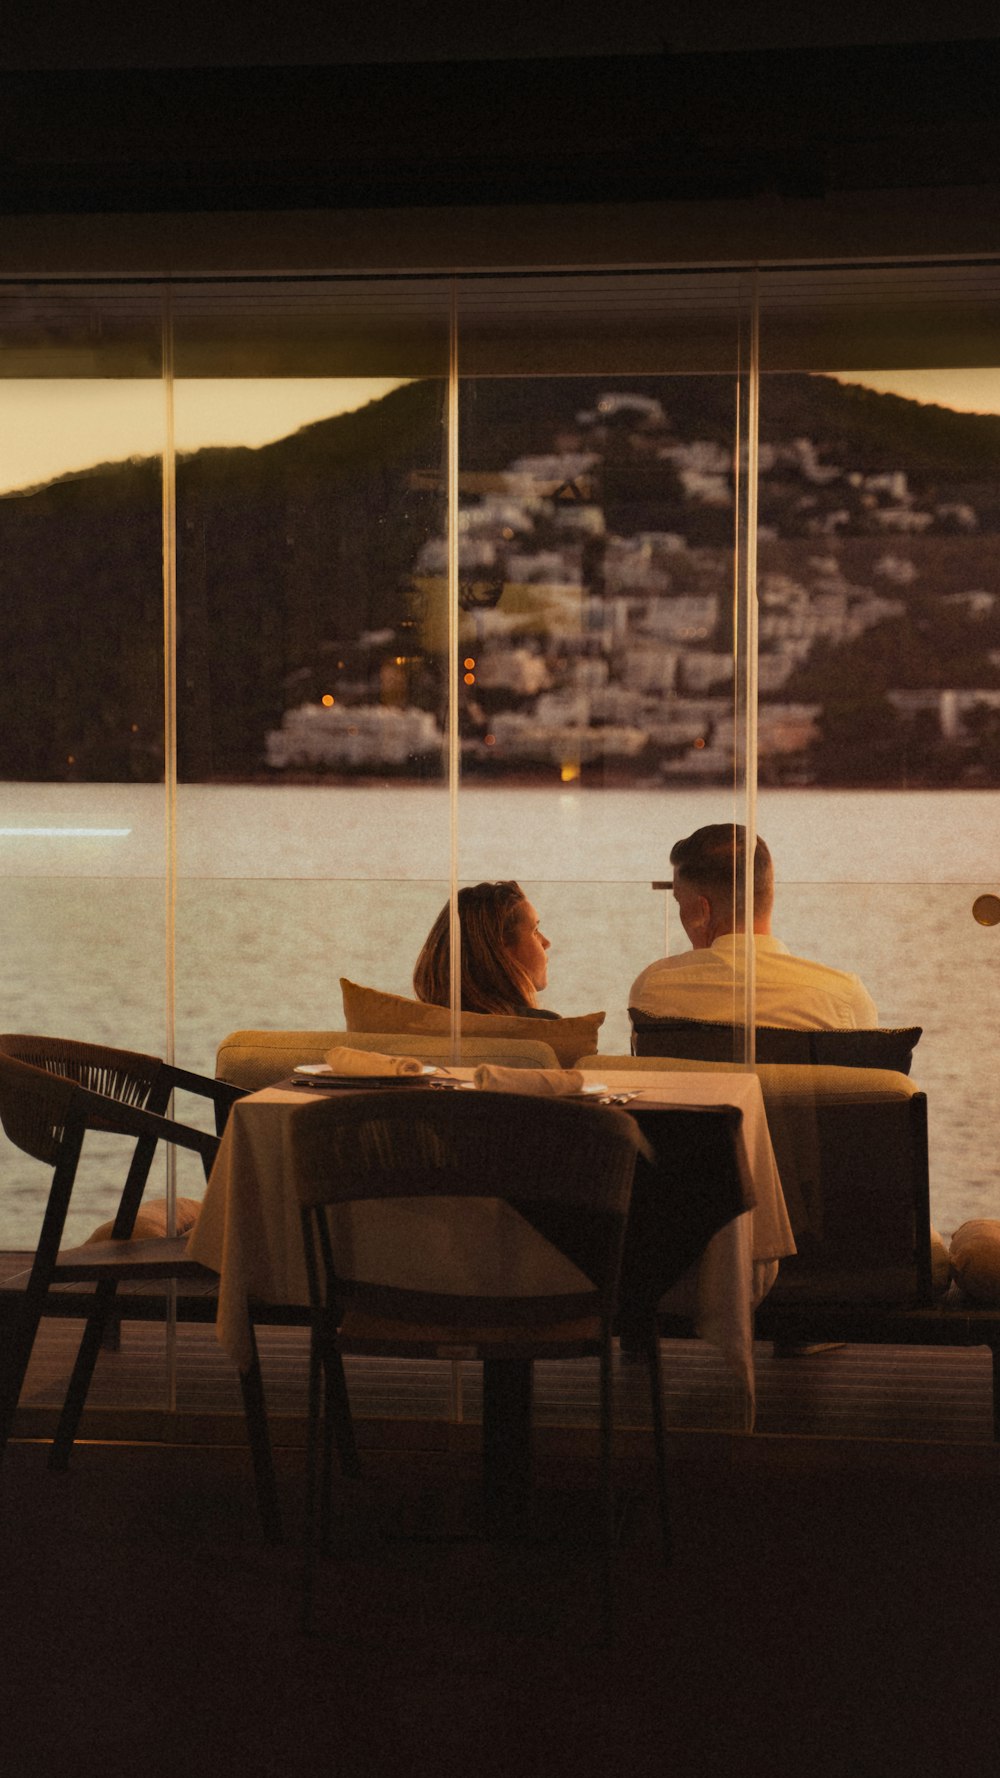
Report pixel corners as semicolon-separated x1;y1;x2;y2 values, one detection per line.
302;1332;323;1635
49;1279;121;1471
0;1277;54;1461
598;1328;616;1647
644;1330;672;1565
324;1345;361;1482
238;1327;283;1545
482;1358;533;1538
991;1342;1000;1441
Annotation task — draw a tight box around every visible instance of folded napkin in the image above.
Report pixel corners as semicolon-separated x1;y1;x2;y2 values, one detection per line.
324;1045;425;1077
473;1064;584;1096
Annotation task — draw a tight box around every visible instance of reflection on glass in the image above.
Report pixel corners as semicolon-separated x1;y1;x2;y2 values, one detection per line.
0;288;170;1408
170;281;454;1089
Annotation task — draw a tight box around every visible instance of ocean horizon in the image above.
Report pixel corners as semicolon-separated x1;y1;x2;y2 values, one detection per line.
1;780;998;1248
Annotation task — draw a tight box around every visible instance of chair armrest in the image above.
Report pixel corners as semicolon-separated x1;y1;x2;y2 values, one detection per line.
79;1091;220;1169
158;1063;249;1134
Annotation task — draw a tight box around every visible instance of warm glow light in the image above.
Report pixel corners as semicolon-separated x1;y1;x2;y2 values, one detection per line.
694;737;706;749
463;672;476;685
484;734;496;746
463;657;476;669
321;694;335;707
0;377;410;496
0;826;131;837
827;369;1000;416
560;762;580;783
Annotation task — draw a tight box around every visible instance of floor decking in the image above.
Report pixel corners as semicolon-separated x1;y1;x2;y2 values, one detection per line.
8;1311;997;1451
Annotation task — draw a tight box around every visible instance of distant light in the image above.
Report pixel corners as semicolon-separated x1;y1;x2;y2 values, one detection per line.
694;737;706;749
484;734;496;747
0;827;132;837
560;763;580;783
463;657;476;669
321;694;335;707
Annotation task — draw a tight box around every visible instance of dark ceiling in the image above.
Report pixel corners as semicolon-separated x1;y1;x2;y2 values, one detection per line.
3;39;1000;214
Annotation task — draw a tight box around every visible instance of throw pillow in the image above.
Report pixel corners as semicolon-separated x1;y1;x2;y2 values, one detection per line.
85;1196;203;1244
949;1219;1000;1303
341;978;604;1067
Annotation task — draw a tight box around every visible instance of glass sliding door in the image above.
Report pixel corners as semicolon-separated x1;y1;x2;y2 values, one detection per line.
454;272;758;1058
0;284;169;1250
169;280;453;1082
757;261;1000;1239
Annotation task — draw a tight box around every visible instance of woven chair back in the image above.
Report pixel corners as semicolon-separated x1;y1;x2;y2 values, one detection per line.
292;1089;642;1319
0;1036;163;1165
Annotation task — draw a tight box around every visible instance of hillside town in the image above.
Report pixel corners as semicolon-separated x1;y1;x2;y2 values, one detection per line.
266;383;1000;785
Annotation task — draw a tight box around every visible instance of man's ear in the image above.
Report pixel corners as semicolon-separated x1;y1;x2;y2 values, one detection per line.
694;893;714;935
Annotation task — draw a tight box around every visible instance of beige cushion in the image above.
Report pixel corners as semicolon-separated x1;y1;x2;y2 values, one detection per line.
340;980;604;1068
950;1220;1000;1303
85;1196;202;1244
216;1028;561;1091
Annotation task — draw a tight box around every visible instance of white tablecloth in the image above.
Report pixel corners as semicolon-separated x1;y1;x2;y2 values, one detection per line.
188;1068;794;1430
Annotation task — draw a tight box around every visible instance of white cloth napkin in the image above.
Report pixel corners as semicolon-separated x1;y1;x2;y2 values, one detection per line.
473;1064;584;1096
324;1045;425;1076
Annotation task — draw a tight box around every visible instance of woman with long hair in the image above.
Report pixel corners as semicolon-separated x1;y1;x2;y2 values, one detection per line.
412;880;556;1017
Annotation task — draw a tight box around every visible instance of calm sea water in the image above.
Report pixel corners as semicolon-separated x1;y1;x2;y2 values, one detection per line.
1;781;998;1246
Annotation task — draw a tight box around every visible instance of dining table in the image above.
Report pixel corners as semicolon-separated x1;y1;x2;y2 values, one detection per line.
188;1066;794;1502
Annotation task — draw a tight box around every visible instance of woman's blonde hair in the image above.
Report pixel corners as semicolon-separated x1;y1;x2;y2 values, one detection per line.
413;880;537;1014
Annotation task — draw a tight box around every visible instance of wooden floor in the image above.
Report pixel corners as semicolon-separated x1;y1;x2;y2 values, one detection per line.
8;1312;998;1451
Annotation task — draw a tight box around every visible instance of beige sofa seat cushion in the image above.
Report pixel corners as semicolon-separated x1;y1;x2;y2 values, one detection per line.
216;1028;561;1091
340;979;604;1068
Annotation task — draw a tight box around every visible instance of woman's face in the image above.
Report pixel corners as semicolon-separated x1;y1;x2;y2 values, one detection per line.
505;899;550;991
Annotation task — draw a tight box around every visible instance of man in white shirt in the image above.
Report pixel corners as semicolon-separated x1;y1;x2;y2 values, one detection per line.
629;823;879;1029
628;823;878;1359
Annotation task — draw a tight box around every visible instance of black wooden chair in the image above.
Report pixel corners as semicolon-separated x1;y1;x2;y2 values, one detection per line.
291;1087;666;1640
0;1035;246;1470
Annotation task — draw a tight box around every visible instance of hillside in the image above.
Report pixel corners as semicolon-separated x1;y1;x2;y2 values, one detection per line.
1;370;998;782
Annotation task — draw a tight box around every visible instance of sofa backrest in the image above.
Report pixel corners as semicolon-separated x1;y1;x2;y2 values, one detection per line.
215;1028;561;1092
628;1011;922;1075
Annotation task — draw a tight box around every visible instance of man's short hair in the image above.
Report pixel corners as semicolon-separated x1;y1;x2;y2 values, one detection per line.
669;824;774;920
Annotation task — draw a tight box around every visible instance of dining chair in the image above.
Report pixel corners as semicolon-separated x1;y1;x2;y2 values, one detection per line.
0;1034;246;1469
291;1087;668;1640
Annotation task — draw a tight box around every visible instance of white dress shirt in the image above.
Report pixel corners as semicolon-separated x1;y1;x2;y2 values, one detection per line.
629;932;879;1030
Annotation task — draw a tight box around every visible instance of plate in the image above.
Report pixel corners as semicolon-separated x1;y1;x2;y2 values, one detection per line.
293;1062;438;1081
291;1070;435;1089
